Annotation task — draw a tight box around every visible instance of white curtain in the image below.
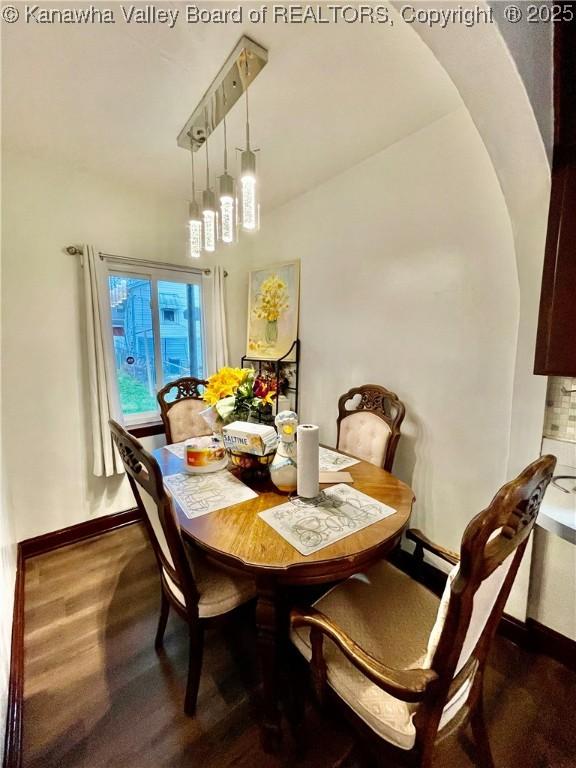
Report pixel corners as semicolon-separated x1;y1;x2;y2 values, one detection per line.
82;245;123;477
202;265;229;375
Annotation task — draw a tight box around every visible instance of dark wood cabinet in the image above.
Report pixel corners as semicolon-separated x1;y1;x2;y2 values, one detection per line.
534;21;576;376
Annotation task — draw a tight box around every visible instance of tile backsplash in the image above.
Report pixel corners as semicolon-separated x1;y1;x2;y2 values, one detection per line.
544;377;576;442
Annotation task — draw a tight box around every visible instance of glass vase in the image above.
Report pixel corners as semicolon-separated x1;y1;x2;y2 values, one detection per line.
265;319;278;344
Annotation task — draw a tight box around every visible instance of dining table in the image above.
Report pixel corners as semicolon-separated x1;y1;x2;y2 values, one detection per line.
153;444;415;751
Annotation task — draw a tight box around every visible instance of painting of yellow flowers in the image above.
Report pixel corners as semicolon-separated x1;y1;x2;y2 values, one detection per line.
246;261;300;360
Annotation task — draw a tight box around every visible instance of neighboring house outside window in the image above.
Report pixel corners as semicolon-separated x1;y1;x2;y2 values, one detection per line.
104;267;205;424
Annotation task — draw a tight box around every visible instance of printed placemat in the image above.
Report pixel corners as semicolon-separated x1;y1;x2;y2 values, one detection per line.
259;484;395;555
319;447;360;472
164;471;257;519
165;441;186;459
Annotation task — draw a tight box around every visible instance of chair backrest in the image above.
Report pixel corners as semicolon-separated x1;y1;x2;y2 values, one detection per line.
417;455;556;737
109;419;200;613
157;376;211;444
336;385;405;471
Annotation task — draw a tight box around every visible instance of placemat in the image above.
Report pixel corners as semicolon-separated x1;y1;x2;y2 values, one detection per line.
165;441;186;459
164;470;257;519
259;484;395;555
319;447;360;472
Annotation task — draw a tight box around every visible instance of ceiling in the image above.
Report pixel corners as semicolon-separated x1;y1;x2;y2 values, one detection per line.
2;2;461;211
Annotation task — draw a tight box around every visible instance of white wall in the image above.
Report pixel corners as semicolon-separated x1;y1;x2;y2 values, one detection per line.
244;106;519;549
0;474;16;760
1;148;245;542
0;160;17;763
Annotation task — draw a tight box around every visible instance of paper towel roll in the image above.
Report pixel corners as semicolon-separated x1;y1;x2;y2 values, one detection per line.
297;424;320;499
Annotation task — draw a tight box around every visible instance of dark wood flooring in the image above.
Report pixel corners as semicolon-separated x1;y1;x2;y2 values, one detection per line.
22;524;576;768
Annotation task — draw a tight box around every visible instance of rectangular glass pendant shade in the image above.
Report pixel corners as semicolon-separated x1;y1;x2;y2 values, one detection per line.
189;219;202;258
203;210;216;252
220;196;235;243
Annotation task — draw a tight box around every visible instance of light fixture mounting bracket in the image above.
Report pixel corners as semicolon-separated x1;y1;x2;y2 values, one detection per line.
177;35;268;152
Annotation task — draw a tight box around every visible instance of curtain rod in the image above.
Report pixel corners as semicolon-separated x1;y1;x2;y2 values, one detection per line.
65;246;228;277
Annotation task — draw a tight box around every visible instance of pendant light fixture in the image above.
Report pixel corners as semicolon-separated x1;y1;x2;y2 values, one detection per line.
218;98;236;244
240;60;259;232
177;38;268;248
202;113;217;253
188;142;202;258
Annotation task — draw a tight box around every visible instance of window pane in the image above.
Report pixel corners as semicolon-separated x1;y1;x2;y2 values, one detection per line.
108;275;158;416
158;280;204;391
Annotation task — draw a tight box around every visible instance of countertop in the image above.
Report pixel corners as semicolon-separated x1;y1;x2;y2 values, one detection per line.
537;463;576;545
538;439;576;545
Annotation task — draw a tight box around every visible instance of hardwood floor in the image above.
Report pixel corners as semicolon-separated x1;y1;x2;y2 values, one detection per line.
22;524;576;768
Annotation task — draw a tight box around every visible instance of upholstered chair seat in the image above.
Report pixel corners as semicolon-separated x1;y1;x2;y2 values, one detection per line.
336;385;405;471
291;561;471;750
291;456;556;768
161;553;256;619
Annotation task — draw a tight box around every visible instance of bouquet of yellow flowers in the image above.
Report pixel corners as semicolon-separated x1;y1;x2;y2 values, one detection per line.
252;275;290;322
203;367;277;424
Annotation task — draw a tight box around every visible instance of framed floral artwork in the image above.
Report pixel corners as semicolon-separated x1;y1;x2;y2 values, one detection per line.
246;260;300;360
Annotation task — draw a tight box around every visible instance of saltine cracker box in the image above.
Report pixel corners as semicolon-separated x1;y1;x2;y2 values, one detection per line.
222;421;278;456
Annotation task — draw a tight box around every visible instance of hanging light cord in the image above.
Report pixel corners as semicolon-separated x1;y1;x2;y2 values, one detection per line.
245;58;251;150
190;144;196;200
223;97;229;173
204;110;210;188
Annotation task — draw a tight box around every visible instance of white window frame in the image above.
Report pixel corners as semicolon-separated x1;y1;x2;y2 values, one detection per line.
100;261;207;427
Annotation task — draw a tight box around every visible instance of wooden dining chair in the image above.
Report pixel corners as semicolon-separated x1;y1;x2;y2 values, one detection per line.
336;384;405;472
157;376;211;444
109;420;256;716
290;455;556;768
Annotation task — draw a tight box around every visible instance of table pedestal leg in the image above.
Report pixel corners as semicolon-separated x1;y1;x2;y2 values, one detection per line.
256;580;282;753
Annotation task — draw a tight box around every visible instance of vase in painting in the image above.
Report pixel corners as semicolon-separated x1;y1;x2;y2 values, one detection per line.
265;319;278;344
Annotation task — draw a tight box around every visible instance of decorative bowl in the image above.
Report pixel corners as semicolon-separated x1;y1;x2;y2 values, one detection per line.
227;449;275;477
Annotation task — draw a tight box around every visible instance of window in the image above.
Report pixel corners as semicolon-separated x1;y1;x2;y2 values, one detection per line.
104;267;205;424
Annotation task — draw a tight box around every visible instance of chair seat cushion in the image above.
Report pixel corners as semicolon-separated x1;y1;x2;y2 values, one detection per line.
163;551;255;619
291;561;448;750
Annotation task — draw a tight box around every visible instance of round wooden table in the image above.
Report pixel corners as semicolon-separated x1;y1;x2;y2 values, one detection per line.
154;446;414;750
